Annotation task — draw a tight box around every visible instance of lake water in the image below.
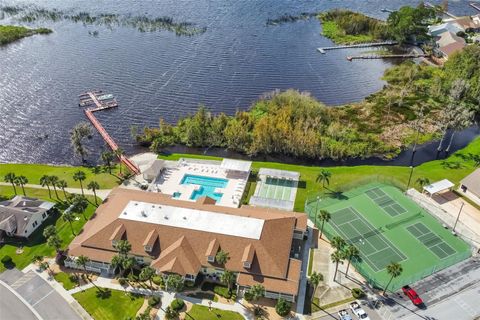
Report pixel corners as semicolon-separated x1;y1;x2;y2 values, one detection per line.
0;0;478;165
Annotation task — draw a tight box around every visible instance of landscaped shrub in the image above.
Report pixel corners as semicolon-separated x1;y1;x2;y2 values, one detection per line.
1;255;12;264
170;298;185;311
275;298;292;317
152;275;163;286
164;306;178;320
118;278;128;286
244;291;253;302
351;288;365;299
69;274;79;283
148;296;160;307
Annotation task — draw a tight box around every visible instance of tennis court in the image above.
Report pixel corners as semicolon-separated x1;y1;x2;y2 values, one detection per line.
305;183;471;291
329;207;406;271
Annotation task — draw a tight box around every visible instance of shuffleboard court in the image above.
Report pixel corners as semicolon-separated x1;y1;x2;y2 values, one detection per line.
305;182;471;291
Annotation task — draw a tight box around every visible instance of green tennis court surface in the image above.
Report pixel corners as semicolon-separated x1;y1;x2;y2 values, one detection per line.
306;183;471;291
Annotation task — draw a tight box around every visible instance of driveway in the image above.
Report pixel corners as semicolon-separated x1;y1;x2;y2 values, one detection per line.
0;269;82;320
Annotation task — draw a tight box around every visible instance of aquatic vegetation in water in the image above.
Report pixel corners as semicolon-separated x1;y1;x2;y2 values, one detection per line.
266;12;319;26
0;24;52;45
0;5;206;36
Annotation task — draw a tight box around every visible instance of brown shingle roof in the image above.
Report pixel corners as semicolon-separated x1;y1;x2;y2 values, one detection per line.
68;188;307;295
205;238;220;257
242;244;255;263
237;258;302;296
461;169;480;197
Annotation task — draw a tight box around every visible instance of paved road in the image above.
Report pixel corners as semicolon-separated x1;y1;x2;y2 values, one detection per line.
381;257;480;319
0;282;39;320
0;269;82;320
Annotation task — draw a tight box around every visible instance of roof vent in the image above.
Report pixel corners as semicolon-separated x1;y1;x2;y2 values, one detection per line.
123;211;127;215
164;215;169;220
134;202;138;206
141;210;147;217
183;216;187;220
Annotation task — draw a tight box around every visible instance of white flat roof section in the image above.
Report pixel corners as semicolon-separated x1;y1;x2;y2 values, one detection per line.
423;179;455;195
220;159;252;172
258;168;300;180
119;200;264;239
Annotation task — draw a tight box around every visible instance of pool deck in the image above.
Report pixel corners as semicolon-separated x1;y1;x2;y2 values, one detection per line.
148;159;249;208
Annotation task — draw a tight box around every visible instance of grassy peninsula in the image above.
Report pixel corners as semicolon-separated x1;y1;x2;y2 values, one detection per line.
135;45;479;161
0;24;52;45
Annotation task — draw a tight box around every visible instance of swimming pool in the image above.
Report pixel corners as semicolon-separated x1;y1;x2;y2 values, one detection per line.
180;174;228;202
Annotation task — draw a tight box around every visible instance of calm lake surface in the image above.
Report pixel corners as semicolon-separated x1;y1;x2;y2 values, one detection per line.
0;0;478;165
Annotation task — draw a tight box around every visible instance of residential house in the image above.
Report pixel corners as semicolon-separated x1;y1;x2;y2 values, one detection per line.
66;188;308;302
459;169;480;206
433;30;466;59
0;196;55;239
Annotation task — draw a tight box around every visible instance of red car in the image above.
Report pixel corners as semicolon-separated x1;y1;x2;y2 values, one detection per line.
402;285;423;306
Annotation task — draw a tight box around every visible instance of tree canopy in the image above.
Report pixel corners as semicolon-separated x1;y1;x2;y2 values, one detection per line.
386;4;436;44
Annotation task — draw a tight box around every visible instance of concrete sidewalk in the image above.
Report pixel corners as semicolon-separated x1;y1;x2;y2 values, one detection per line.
0;182;111;200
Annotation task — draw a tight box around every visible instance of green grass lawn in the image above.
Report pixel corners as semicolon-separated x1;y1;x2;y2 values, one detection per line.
187;305;244;320
54;271;79;290
0;187;98;272
73;288;144;320
0;163;123;189
159;137;480;212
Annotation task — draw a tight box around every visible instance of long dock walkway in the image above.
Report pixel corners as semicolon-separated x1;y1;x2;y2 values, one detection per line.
347;53;427;61
317;41;398;53
81;91;140;175
425;1;457;18
470;2;480;12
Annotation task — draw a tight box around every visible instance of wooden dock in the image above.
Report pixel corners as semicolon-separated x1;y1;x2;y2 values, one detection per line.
470;2;480;12
425;1;457;18
347;54;427;61
317;41;398;54
80;91;140;175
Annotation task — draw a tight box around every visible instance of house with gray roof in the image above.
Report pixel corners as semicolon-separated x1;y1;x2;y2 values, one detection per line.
0;196;55;239
459;169;480;206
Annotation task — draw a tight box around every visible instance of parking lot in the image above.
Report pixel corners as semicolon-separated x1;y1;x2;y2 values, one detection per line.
0;269;82;320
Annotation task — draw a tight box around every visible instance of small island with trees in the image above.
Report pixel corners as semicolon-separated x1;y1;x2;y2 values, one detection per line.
0;24;52;45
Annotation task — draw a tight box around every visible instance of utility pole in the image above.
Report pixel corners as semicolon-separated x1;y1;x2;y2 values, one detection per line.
453;202;464;233
406;106;423;192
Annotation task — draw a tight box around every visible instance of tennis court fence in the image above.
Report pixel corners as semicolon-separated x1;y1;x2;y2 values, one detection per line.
305;196;472;292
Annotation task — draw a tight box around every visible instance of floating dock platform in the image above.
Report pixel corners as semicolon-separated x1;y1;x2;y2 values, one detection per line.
317;41;398;53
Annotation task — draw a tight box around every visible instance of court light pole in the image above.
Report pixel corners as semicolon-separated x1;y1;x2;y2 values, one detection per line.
406;106;423;192
453;202;465;233
314;196;320;226
406;165;414;191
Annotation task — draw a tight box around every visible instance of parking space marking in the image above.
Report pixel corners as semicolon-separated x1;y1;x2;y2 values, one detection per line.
31;288;55;307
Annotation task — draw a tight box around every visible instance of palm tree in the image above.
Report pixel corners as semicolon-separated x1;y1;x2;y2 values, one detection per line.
331;236;346;251
110;254;124;275
87;181;100;205
71;195;89;220
139;266;156;293
47;234;62;253
122;257;136;276
344;245;360;277
101;151;115;174
43;225;57;239
76;255;90;274
416;177;430;190
40;261;54;275
316;169;332;188
57;179;68;199
247;284;265;312
309;271;323;298
15;175;28;196
114;148;124;175
215;250;230;265
63;211;76;235
331;250;344;282
317;210;331;239
4;172;17;194
49;176;60;199
115;240;132;257
32;255;44;265
70;122;92;163
40;175;52;198
221;270;235;293
73;171;86;195
383;262;403;295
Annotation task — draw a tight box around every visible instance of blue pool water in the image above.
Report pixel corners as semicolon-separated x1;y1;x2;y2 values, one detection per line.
180;174;228;202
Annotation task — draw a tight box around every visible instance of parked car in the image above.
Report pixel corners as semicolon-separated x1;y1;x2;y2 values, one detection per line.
402;285;423;306
338;309;353;320
350;301;370;320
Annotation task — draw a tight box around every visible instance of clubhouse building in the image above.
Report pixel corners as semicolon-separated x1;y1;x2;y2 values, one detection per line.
66;188;308;302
